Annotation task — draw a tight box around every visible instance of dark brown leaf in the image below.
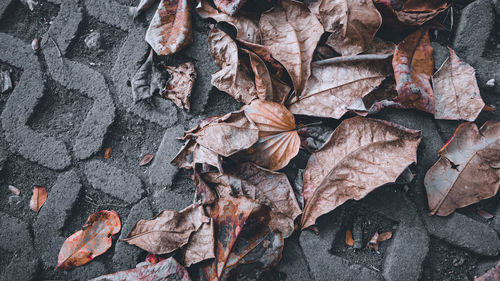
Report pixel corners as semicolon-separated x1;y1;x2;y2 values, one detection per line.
425;121;500;216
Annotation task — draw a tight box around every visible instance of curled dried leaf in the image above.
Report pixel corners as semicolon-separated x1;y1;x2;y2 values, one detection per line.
163;62;197;110
301;117;421;229
57;210;121;270
122;205;210;255
146;0;193;55
425;121;500;216
432;48;485;121
30;185;47;213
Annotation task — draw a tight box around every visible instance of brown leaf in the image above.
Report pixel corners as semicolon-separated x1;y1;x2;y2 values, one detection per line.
238;40;286;78
104;147;112;159
196;0;260;43
475;260;500;281
181;218;215;267
90;257;192;281
243;100;300;170
193;171;217;206
378;231;392;241
367;231;379;250
287;57;391;119
301;117;421;229
308;0;382;56
8;185;20;196
57;210;121;270
392;27;435;114
424;121;500;216
172;139;222;170
139;154;154;166
131;50;166;103
163;62;197;110
122;205;210;254
129;0;156;18
259;0;323;95
213;0;247;16
345;230;354;246
30;185;47;213
146;0;193;55
432;48;485;121
374;0;449;27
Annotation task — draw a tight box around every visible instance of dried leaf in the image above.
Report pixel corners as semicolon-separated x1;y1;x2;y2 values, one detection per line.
163;62;197;110
345;230;354;246
475;260;500;281
378;231;392;241
131;51;166;104
139;154;154;166
196;0;260;43
238;40;285;78
90;257;192;281
243;100;300;171
367;231;379;250
287;58;391;119
57;210;121;270
8;185;20;196
424;121;500;216
172;139;222;170
104;147;112;159
392;27;435;114
432;48;485;121
374;0;449;27
213;0;247;16
477;210;494;220
301;117;421;229
193;172;217;206
122;205;210;254
30;185;47;213
209;28;258;104
146;0;193;55
129;0;156;18
181;218;215;267
308;0;382;56
259;0;323;95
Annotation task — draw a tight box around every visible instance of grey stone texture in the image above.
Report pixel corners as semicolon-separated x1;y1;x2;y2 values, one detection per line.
275;236;313;281
148;124;184;188
112;198;153;271
41;0;82;55
85;160;144;203
84;0;133;31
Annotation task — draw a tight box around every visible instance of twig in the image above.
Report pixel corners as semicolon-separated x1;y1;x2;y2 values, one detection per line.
313;54;393;65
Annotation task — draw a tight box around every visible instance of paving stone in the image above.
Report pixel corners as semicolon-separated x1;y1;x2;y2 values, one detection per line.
0;137;8;172
41;0;82;55
43;46;116;160
470;56;500;93
70;261;107;281
84;0;132;31
85;160;144;203
113;198;153;271
453;0;495;60
2;252;39;281
431;42;449;70
148;124;184;189
476;259;499;277
33;171;82;268
423;212;500;256
180;13;219;113
0;0;14;19
275;236;313;281
112;27;178;127
0;33;35;68
150;187;193;214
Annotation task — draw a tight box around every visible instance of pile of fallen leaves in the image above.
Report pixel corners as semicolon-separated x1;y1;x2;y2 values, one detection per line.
48;0;500;280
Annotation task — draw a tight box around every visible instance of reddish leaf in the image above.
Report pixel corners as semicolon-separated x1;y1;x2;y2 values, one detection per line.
30;185;47;213
213;0;247;16
104;147;112;159
145;253;166;265
425;121;500;216
475;260;500;281
8;185;20;196
146;0;193;55
378;231;392;241
139;154;154;166
392;27;435;114
57;210;121;270
90;257;192;281
345;230;354;246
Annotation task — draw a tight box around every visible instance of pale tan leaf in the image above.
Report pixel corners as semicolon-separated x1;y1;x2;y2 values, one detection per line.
163;62;197;110
425;121;500;216
259;0;323;95
301;117;421;229
181;219;215;267
432;48;485;121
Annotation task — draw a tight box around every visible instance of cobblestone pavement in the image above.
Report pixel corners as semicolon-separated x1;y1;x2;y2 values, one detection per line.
0;0;499;280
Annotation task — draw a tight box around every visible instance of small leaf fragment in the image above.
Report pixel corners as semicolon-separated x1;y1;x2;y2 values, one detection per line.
139;154;154;166
477;210;494;220
30;185;47;213
345;230;354;246
213;0;247;16
378;231;392;242
104;147;112;159
57;210;121;270
8;185;20;196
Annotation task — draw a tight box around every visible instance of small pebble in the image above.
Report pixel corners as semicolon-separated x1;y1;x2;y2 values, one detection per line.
84;31;101;50
486;78;495;87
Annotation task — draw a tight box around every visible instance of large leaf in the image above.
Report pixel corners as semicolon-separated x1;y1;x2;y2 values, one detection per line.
301;117;421;229
308;0;382;56
392;27;435;114
287;58;391;119
146;0;193;55
432;48;485;121
259;0;323;95
181;218;215;267
424;121;500;216
90;257;192;281
243;100;300;170
196;0;260;43
374;0;449;27
122;205;210;254
57;210;121;270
